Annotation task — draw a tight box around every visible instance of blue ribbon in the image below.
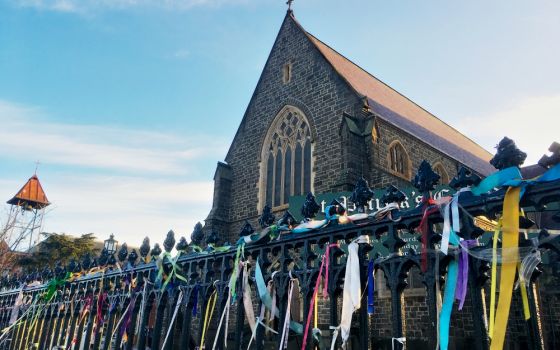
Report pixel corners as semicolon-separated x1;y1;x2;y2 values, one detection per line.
471;163;560;197
471;166;522;196
255;259;303;334
503;163;560;196
439;231;460;350
367;260;375;314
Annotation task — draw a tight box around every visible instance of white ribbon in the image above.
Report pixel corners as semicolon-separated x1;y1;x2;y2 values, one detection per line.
135;280;148;336
279;277;296;349
212;292;231;350
332;235;369;347
243;263;257;332
160;290;183;350
441;189;467;255
441;201;452;255
9;289;23;324
78;320;89;350
391;337;406;350
369;203;400;221
329;326;339;350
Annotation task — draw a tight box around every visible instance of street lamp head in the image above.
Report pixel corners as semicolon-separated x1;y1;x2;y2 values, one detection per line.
104;234;119;255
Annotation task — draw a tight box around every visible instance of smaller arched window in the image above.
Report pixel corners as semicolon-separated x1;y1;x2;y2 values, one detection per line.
433;163;450;185
388;140;410;179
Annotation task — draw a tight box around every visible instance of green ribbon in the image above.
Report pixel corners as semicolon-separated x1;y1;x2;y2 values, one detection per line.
156;252;189;292
43;272;71;302
208;243;232;252
228;243;244;302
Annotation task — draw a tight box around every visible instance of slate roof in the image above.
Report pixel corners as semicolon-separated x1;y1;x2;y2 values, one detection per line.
293;14;494;175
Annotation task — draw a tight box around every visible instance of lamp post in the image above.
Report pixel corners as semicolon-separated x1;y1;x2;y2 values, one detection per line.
104;234;118;255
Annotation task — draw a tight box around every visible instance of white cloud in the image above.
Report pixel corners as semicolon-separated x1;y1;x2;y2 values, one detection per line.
0;99;221;246
0;176;213;246
15;0;251;13
455;94;560;165
0;100;227;175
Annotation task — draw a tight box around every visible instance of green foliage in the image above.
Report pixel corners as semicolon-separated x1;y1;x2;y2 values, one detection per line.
18;233;99;271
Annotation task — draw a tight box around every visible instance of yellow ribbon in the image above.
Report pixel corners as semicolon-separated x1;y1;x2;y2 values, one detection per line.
488;219;501;339
314;293;318;329
490;186;520;350
200;289;217;348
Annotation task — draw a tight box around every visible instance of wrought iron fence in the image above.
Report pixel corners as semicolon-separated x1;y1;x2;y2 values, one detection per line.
0;139;559;350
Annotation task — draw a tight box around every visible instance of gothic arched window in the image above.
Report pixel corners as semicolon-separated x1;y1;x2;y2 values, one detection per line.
388;140;410;179
261;106;313;208
433;162;450;185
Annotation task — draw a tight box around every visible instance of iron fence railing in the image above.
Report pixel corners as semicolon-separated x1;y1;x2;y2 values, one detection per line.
1;140;559;350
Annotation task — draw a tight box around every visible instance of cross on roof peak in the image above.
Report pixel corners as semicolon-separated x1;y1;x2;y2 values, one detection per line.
286;0;294;12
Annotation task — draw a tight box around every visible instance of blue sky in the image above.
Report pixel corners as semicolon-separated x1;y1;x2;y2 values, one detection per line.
0;0;559;246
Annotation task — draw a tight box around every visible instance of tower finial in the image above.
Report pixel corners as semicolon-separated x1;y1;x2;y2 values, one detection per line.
286;0;294;12
34;160;40;175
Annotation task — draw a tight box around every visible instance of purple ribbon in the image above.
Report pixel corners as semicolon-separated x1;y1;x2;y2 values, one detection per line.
455;240;477;310
192;284;200;317
367;260;375;314
119;294;138;339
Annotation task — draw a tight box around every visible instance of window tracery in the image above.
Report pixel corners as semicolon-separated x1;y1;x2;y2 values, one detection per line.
261;107;313;208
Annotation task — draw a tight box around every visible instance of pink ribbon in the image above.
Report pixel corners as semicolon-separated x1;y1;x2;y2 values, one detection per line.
301;243;338;350
417;197;438;272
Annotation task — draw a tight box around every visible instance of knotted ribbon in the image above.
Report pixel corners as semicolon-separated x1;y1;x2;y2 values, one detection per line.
369;202;401;222
43;272;71;302
238;225;279;245
156;251;189;292
471;163;560;350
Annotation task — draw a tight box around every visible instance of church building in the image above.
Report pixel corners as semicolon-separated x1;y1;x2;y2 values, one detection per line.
204;10;493;242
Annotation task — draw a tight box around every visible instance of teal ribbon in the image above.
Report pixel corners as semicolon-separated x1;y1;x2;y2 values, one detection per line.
471;166;522;196
439;231;460;350
255;259;303;334
292;219;328;234
237;225;279;246
471;164;560;198
504;163;560;195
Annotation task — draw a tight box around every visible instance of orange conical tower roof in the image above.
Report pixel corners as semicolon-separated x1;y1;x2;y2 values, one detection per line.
7;174;50;209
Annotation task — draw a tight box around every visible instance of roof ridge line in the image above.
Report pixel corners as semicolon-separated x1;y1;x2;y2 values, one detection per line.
303;31;490;155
